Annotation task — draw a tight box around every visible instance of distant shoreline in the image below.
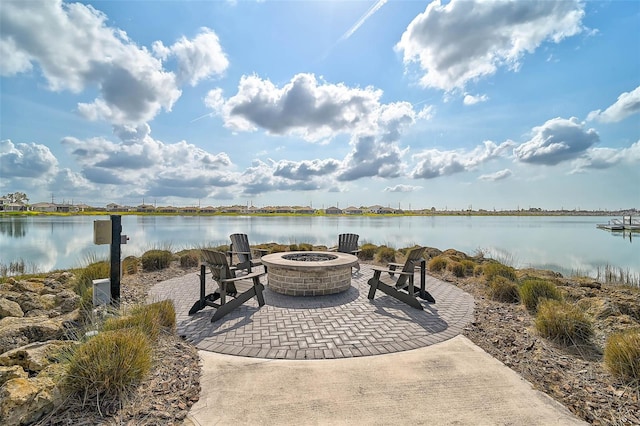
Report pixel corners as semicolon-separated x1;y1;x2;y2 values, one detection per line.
0;210;636;218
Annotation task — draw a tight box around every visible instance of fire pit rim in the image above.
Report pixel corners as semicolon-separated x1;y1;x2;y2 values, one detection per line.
261;251;358;270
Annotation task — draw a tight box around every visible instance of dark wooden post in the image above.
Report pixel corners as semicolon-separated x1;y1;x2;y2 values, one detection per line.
110;215;122;305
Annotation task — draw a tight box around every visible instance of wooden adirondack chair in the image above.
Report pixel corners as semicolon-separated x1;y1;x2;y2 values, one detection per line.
366;246;435;310
329;233;361;271
228;233;268;273
188;249;265;322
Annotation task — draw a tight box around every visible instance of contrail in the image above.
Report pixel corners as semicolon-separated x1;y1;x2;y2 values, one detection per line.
338;0;388;42
190;112;214;123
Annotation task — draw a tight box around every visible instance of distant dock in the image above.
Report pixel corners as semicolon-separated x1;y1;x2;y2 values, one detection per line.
597;216;640;231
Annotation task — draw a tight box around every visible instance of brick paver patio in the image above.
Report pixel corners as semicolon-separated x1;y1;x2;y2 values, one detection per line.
149;263;474;360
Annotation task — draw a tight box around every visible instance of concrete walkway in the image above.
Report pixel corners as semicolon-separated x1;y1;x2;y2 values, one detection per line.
149;263;587;425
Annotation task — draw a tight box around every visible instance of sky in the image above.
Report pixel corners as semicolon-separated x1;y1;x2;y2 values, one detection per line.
1;0;639;211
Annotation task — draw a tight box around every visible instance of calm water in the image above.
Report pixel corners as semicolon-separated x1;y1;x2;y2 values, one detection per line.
0;215;637;277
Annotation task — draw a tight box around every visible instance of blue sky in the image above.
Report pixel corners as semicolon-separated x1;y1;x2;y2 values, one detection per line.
1;0;639;211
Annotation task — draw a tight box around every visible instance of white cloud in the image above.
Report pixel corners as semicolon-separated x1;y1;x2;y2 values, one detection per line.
0;139;58;178
514;117;599;165
411;140;513;179
274;159;341;181
463;93;489;105
211;73;419;143
338;134;408;181
152;27;229;86
396;0;585;92
571;141;640;173
478;169;512;181
586;86;640;123
384;184;422;193
1;0;182;126
60;128;236;199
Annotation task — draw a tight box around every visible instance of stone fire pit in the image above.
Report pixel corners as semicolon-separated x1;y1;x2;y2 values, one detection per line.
261;251;358;296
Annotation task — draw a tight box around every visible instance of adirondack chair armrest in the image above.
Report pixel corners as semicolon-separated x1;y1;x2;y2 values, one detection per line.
370;265;413;275
219;270;266;284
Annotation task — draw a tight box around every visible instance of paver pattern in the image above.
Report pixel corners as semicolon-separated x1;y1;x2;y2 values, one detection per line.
149;264;474;359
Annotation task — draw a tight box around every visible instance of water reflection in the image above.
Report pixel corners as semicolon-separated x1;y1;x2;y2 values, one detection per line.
0;215;636;277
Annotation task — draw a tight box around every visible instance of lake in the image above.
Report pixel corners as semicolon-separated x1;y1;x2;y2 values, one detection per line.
0;215;637;278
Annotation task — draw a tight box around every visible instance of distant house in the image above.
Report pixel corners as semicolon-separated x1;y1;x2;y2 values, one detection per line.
30;202;59;212
157;206;178;213
294;206;316;214
343;206;362;215
377;207;395;214
199;206;217;214
325;206;342;214
0;197;8;211
4;202;27;212
136;204;156;213
221;205;244;214
366;205;385;214
106;203;128;212
180;206;199;214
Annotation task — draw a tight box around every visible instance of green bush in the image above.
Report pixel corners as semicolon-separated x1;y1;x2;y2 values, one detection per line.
179;251;200;267
376;246;396;263
74;260;110;297
359;244;377;260
535;299;593;344
604;329;640;383
519;278;563;313
461;259;476;275
488;276;520;303
141;249;173;271
270;244;288;253
447;261;465;277
102;300;176;341
122;256;139;275
297;243;313;251
131;300;176;331
64;328;152;403
483;262;517;282
428;256;448;272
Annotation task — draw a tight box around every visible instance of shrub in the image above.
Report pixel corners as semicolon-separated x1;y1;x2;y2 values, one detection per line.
122;256;139;275
297;243;313;251
483;262;517;282
141;249;173;271
519;278;563;313
64;328;152;403
447;261;466;277
74;260;110;297
604;329;640;383
288;243;300;251
179;251;200;267
270;244;288;253
461;259;476;275
376;246;396;263
428;256;448;272
102;300;176;341
535;299;593;344
488;276;520;303
131;300;176;331
359;244;377;260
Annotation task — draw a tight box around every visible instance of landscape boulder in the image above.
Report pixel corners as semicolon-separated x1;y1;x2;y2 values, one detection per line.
0;298;23;319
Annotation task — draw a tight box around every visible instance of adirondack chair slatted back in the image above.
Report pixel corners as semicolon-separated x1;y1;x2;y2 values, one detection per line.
201;249;234;282
395;246;425;287
338;233;359;253
230;233;252;265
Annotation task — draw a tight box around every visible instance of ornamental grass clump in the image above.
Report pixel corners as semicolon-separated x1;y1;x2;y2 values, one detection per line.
122;255;139;275
604;329;640;384
74;260;109;297
447;261;466;277
488;276;520;303
102;300;176;341
427;255;448;272
141;249;173;271
483;261;517;282
64;328;152;404
359;244;377;260
179;250;200;267
519;278;563;313
376;246;396;263
535;299;593;345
